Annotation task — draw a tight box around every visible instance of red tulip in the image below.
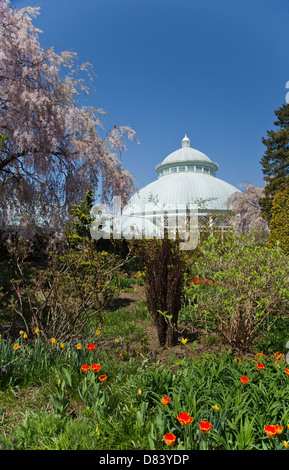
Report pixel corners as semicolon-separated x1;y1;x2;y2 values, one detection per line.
240;376;249;384
199;421;212;434
91;363;101;373
275;425;283;435
177;412;193;425
163;433;176;446
264;425;276;437
161;396;171;405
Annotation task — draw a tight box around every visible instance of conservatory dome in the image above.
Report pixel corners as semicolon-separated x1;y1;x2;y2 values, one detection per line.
156;134;218;168
121;134;240;237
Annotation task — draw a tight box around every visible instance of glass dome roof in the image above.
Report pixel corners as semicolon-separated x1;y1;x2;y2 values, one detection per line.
121;135;240;238
124;135;239;214
126;171;239;212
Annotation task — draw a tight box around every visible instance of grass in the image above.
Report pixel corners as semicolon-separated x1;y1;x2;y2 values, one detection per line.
1;274;289;451
1;353;289;450
1;303;289;451
102;300;151;340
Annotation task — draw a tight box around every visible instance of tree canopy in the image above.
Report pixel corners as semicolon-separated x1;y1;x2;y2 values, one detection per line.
259;103;289;221
226;183;268;235
0;0;136;233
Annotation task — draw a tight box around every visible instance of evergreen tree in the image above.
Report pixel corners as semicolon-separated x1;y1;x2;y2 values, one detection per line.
66;187;95;246
259;103;289;221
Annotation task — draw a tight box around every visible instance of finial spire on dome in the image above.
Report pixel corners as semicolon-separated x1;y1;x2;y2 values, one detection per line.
182;134;190;148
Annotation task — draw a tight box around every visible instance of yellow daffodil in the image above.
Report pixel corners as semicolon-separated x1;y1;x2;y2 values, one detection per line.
180;337;189;345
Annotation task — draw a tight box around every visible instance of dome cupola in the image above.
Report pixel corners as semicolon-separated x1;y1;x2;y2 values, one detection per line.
182;133;190;147
155;135;219;179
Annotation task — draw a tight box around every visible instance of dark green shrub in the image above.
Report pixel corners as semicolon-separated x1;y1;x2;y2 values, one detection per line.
134;234;191;347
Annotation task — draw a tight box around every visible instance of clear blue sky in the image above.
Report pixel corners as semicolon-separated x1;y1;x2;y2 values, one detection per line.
11;0;289;191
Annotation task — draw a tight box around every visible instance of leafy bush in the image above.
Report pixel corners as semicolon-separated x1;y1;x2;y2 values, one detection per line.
181;231;289;349
7;239;130;341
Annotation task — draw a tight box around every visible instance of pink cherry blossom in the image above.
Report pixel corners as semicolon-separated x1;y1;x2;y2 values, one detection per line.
0;0;137;238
